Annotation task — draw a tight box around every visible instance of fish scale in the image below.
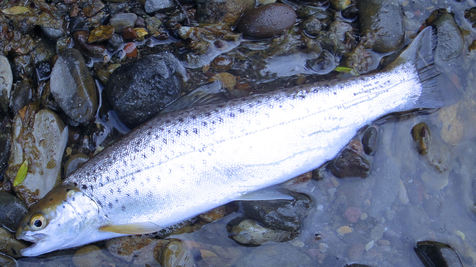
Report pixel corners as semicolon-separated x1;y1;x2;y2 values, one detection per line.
16;27;451;256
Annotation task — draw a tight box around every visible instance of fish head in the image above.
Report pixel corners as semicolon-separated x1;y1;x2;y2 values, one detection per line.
16;185;100;256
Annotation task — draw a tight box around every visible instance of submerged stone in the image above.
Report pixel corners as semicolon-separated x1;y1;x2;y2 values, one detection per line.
234;243;313;267
228;218;293;245
411;122;431;155
50;49;98;124
329;138;371;178
359;0;404;53
156;239;195;267
0;55;13;113
414;241;463;267
144;0;175;14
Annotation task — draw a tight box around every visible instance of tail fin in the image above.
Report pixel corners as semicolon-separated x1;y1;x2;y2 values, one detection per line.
388;26;458;109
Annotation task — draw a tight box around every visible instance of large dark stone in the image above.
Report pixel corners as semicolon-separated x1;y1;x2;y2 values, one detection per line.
105;53;186;127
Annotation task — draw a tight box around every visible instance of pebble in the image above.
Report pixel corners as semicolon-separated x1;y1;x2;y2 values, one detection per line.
359;0;404;53
156;239;196;267
229;218;293;245
0;192;27;231
88;25;114;43
433;13;464;64
337;225;353;235
5;105;68;206
106;53;186;127
329;138;371;178
344;206;361;223
50;49;98;124
195;0;255;25
109;13;137;32
106;235;160;264
411;122;431;155
239;191;311;232
144;0;175;14
0;55;13;113
0;227;26;258
237;3;296;38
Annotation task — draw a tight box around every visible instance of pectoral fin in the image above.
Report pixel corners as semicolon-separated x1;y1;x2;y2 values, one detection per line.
235;187;294;201
99;222;161;234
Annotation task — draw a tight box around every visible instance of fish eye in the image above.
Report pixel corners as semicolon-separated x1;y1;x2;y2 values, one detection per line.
30;214;47;231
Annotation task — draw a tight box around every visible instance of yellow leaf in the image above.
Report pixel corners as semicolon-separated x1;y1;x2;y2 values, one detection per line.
2;6;31;15
14;160;28;187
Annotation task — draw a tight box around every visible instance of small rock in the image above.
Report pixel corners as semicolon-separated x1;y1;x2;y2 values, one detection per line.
0;55;13;113
305;49;338;75
229;218;293;245
361;126;378;155
237;3;297;38
145;16;162;37
144;0;175;14
414;241;463;267
72;245;116;267
331;0;352;11
234;243;313;267
73;31;108;58
344;206;361;223
0;227;26;258
9;79;33;115
5;105;68;206
337;225;353;235
0;192;27;231
329;138;371;178
156;239;196;267
64;153;89;177
411;122;431;155
109;13;137;32
88;25;114;43
106;53;186;127
50;48;98;124
195;0;255;25
433;12;464;64
359;0;404;53
302;17;322;37
239;191;311;232
106;235;160;264
41;26;64;40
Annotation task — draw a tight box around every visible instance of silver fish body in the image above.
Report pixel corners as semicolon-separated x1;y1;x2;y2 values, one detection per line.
16;27;445;256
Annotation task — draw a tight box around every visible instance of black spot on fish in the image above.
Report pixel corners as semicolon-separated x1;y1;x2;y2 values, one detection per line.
217;104;225;108
108;203;113;208
178;117;184;123
90;185;94;190
107;176;111;182
163;138;167;144
147;131;151;136
142;153;147;159
97;200;102;206
131;177;135;181
110;189;113;194
99;182;103;187
184;129;189;135
126;193;130;197
229;113;235;118
191;115;197;119
72;197;75;201
167;129;171;134
151;147;155;153
121;205;126;211
193;128;198;134
205;112;211;117
212;121;216;125
62;205;65;209
165;119;171;123
248;103;253;108
115;170;119;176
115;199;119;203
239;108;244;113
82;184;87;190
176;130;181;136
333;92;337;95
202;121;207;127
103;195;107;200
117;188;121;193
124;179;129;185
73;182;78;187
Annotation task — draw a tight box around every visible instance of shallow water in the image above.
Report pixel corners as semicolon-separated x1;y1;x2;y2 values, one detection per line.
7;0;476;266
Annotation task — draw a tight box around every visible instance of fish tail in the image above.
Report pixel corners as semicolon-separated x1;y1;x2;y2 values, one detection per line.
389;26;458;109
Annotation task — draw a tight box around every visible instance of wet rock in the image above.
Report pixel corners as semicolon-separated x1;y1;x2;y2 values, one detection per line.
41;27;64;40
229;218;293;245
0;117;11;187
106;235;160;264
64;153;89;177
73;245;118;267
88;25;114;43
0;227;26;258
305;49;338;75
329;138;371;178
359;0;404;53
0;253;16;267
109;13;137;32
344;44;382;74
361;126;378;156
319;20;356;54
5;105;68;206
237;3;297;38
9;79;33;115
234;243;313;267
0;192;27;231
464;7;476;27
239;191;311;232
195;0;255;25
411;122;431;155
0;55;13;113
302;17;322;37
331;0;352;11
106;53;186;127
73;31;108;58
145;0;175;14
35;61;51;82
414;241;463;267
50;48;98;124
156;239;196;267
433;13;463;64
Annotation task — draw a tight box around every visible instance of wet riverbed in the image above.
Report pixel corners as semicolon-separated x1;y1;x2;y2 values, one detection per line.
1;0;476;266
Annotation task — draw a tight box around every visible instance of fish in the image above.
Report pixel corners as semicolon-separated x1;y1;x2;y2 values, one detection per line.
16;27;450;256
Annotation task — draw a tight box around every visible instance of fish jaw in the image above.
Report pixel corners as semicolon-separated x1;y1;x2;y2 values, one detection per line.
16;185;112;257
